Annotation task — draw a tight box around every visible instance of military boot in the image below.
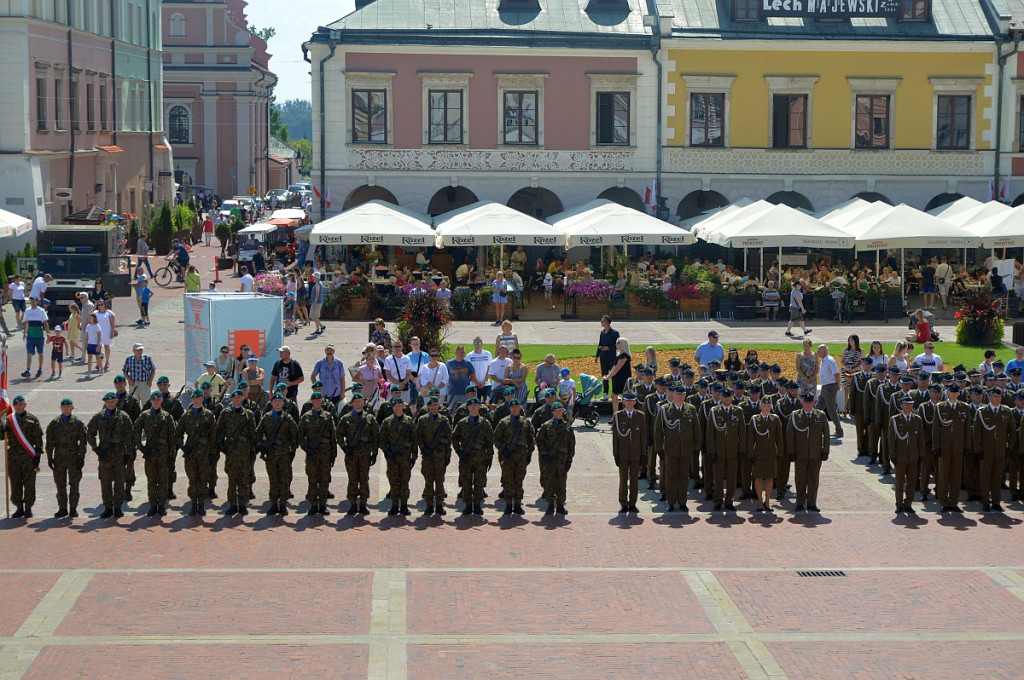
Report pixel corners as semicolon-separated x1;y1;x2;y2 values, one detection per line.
146;505;158;517
346;503;358;516
358;502;369;515
556;503;568;515
113;507;124;517
400;500;410;516
12;505;24;519
278;503;289;516
266;501;278;515
100;505;113;519
513;502;525;515
306;504;317;516
321;504;330;516
69;506;79;518
423;503;434;516
435;502;446;516
54;507;68;518
388;500;400;516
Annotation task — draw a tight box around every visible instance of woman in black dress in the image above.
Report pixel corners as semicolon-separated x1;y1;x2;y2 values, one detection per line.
593;315;619;397
602;337;632;414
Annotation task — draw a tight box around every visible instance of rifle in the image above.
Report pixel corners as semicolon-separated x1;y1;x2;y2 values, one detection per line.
182;415;212;458
301;415;331;456
498;418;523;459
258;415;287;458
341;414;368;458
219;414;252;455
384;419;411;460
456;419;484;462
420;418;447;458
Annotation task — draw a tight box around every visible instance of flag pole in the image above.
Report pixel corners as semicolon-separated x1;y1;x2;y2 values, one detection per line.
2;337;7;519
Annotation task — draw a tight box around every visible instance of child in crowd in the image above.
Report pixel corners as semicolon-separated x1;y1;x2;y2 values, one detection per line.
544;272;554;310
47;324;66;378
557;367;576;414
66;303;82;362
138;276;153;326
283;291;297;335
84;311;102;375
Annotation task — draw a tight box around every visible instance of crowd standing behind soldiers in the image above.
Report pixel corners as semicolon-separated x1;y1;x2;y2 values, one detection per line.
9;323;1024;523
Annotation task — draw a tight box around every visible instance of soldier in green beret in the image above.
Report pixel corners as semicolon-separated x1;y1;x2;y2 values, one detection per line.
336;392;378;515
415;395;452;515
3;395;43;519
257;392;299;515
135;391;176;516
45;397;88;518
493;398;534;515
113;374;141;500
175;389;217;515
155;376;184;501
536;402;575;515
216;389;257;516
452;397;493;515
87;392;134;518
297;392;337;515
380;396;418;516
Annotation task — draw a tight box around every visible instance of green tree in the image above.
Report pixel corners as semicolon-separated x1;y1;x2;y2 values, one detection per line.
270;107;289;143
215;222;232;256
153;201;173;235
249;25;276;41
292;138;312;176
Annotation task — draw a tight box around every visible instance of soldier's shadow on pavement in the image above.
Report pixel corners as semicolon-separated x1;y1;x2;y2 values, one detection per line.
333;515;371;531
651;513;699;528
977;513;1023;529
164;514;207;533
704;513;746;528
532;515;570;530
495;514;530;530
935;514;978;531
207;513;247;532
746;513;785;528
607;514;643;528
785;513;833;528
891;513;928;529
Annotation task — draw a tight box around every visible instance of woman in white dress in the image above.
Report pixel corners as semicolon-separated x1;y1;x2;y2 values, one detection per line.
93;299;116;371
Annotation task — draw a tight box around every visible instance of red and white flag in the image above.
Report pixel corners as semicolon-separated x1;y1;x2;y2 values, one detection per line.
1000;172;1011;200
325;186;331;209
0;348;33;459
312;185;322;200
643;180;658;213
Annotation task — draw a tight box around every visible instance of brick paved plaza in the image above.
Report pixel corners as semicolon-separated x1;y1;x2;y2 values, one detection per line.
0;246;1022;679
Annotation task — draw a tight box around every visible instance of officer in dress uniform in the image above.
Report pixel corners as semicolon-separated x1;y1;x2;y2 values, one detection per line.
612;392;647;514
973;388;1016;512
774;381;801;500
643;377;670;489
888;396;926;514
849;357;874;458
707;388;746;512
933;384;970;513
653;386;700;513
786;393;830;512
748;398;782;513
916;384;943;501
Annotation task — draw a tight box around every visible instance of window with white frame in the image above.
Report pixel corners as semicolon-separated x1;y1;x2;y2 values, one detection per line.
588;73;638;148
680;74;736;148
497;73;546;147
764;75;818;149
168;105;189;143
35;68;47;131
86;75;95;131
929;77;981;151
54;71;64;130
169;12;185;37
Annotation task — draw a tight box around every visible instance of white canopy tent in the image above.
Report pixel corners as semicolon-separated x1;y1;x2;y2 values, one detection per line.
0;210;31;239
269;208;308;222
928;197;1012;228
434;201;562;268
960;203;1024;249
816;198;893;230
687;199;772;240
547;199;694;248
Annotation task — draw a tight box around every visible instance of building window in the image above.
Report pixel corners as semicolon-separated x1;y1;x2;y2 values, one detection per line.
99;79;107;130
352;89;387;144
772;94;807;149
54;75;64;130
168;105;188;143
503;90;537;145
428;90;463;144
595;92;630;145
902;0;928;21
733;0;759;20
854;95;889;149
36;73;47;131
936;95;970;150
168;12;185;37
690;92;725;147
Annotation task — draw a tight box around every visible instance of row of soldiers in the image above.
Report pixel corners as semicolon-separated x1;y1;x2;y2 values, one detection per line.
4;374;577;519
849;359;1022;512
612;361;831;514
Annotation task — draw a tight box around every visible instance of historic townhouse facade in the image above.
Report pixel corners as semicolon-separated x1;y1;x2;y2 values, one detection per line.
162;0;276;199
0;0;172;236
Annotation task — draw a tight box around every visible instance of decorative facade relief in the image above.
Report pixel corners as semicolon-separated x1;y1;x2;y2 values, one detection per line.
662;148;987;176
345;148;636;172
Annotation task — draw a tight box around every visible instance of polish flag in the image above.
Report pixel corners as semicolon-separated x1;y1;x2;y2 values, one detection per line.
325;186;331;209
312;185;322;201
643;180;658;213
1000;173;1011;201
0;348;34;459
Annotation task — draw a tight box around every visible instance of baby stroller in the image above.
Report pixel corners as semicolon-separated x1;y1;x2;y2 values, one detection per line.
576;373;604;428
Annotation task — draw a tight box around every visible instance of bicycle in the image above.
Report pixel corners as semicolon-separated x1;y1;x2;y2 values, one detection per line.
153;259;185;287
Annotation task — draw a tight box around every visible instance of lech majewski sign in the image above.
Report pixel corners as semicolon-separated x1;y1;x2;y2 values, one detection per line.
761;0;902;17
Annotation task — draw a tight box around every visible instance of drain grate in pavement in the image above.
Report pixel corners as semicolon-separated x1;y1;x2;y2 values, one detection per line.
796;570;847;578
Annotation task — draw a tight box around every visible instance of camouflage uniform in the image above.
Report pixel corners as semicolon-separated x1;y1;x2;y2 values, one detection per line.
493;413;535;509
134;407;177;512
159;391;185;498
336;408;379;510
380;412;418;511
452;414;494;510
256;411;299;511
87;408;134;514
297;408;338;511
114;391;141;495
216;406;257;512
4;410;44;516
45;413;88;515
175;406;218;511
415;412;452;510
536;417;575;511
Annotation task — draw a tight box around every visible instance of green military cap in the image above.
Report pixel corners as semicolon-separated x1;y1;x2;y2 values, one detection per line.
11;395;24;405
275;382;287;390
231;389;244;397
271;392;285;401
60;397;73;406
465;385;477;394
503;387;515;396
509;398;522;406
351;382;363;389
191;389;203;398
312;380;324;389
237;380;248;389
102;392;117;401
311;391;324;399
390;396;404;405
428;387;440;395
466;397;481;405
156;376;170;384
113;374;127;383
552;401;565;410
200;381;212;389
426;396;439;405
149;391;163;400
350;393;364;401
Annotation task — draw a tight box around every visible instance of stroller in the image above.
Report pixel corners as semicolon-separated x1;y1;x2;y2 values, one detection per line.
576;373;605;428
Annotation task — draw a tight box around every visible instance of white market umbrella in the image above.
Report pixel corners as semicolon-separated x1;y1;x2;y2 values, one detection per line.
434;201;562;269
931;199;1011;229
270;208;308;222
548;199;694;248
926;196;984;220
961;203;1024;249
687;199;771;239
309;200;434;247
0;209;31;238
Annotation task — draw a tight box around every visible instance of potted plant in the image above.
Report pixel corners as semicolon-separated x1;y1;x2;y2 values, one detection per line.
329;282;372;319
451;286;481;320
716;287;736;318
626;285;665;319
669;283;711;316
566;280;613;319
733;282;760;320
954;288;1005;346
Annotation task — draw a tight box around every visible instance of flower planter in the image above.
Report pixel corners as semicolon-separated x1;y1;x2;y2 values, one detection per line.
677;298;711;316
717;296;736;318
626;292;660;319
573;297;609;319
339;296;371;319
962;325;996;346
733;294;759;320
814;295;833;319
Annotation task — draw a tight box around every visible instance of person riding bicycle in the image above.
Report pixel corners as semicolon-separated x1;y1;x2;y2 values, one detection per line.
170;239;190;282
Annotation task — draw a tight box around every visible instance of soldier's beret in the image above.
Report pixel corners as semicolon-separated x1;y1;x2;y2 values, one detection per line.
466;397;480;405
544;388;557;397
351;382;363;390
237;381;248;389
311;392;324;399
428;387;440;394
946;384;960;392
271;392;285;401
862;357;874;364
465;385;478;394
622;392;638;400
668;358;681;366
60;397;73;405
149;391;163;400
552;401;565;410
508;398;522;406
351;393;364;401
504;387;516;396
899;376;914;384
11;395;24;405
312;380;324;389
655;377;668;386
801;393;815;402
426;396;439;405
275;382;287;390
102;392;117;400
191;389;203;398
231;389;244;397
201;381;212;389
157;376;170;384
682;369;695;377
748;384;762;393
929;384;942;393
390;396;404;405
720;389;734;398
899;396;914;404
113;374;127;383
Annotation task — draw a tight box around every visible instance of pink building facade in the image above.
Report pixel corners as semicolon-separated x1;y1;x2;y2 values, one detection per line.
162;0;276;200
0;0;173;241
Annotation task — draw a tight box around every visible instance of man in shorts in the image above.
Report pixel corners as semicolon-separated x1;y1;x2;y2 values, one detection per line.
309;272;325;335
935;256;953;310
22;296;48;378
784;280;811;338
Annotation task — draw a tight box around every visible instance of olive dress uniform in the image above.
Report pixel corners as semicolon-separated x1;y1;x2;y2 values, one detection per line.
643;389;670;485
652;402;700;510
633;379;657;473
1011;406;1024;501
297;407;338;514
493;412;533;513
932;396;971;510
452;413;494;513
874;379;900;471
786;406;830;510
336;407;379;514
773;392;801;497
887;409;927;510
706;403;747;508
612;407;647;510
862;370;886;463
536;416;575;513
256;410;299;514
964;400;985;500
380;411;419;514
87;407;135;516
175;406;217;513
973;403;1016;508
747;412;782;482
45;413;88;517
134;406;177;514
215;405;257;514
4;408;44;518
849;367;872;456
916;398;941;498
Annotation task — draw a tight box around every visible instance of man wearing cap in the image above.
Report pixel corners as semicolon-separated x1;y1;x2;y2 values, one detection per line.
888;396;926;513
122;343;156;403
653;387;700;513
663;358;683;386
21;295;48;379
270;346;304;402
264;382;300;422
46;397;88;518
134;391;176;516
787;393;830;512
176;389;217;515
416;395;453;515
773;381;801;500
642;378;670;489
739;383;765;499
111;374;142;499
694;331;724;369
536;400;576;515
2;395;42;519
698;383;724;500
916;384;943;501
862;364;887;467
380;396;418;516
933;385;969;512
493;397;534;515
1011;390;1024;502
748;398;783;513
257;392;299;515
452;397;494;515
298;392;337;515
974;388;1016;512
87;392;134;518
308;344;346;408
337;391;379;516
874;367;902;475
707;388;746;511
